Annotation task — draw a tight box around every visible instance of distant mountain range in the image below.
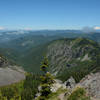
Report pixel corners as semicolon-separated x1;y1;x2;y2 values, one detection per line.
0;30;100;43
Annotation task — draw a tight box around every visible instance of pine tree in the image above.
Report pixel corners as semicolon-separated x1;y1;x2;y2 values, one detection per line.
39;57;54;100
0;91;7;100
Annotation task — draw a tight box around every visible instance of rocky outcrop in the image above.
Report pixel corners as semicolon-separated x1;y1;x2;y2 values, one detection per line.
78;72;100;99
51;73;100;99
51;79;66;92
64;77;76;89
62;73;100;100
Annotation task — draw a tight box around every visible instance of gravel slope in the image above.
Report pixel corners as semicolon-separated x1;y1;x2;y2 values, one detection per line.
0;67;25;86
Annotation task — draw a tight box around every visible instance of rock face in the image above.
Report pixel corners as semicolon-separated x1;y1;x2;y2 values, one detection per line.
46;38;99;75
79;72;100;99
51;77;76;93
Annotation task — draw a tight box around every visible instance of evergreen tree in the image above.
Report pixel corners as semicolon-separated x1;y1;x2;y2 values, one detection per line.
0;91;7;100
39;57;54;100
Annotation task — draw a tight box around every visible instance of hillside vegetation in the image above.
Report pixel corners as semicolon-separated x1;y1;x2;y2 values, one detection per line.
0;74;40;100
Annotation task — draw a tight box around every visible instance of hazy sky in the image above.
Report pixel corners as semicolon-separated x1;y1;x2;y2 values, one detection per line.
0;0;100;30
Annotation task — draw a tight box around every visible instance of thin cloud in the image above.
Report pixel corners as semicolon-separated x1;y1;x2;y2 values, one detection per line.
0;27;5;30
82;26;95;33
24;28;33;31
94;27;100;30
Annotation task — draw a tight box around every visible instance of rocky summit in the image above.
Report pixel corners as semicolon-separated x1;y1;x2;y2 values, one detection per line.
79;72;100;99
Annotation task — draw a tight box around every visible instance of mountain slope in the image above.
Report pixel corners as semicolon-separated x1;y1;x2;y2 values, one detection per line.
47;38;99;73
46;38;100;82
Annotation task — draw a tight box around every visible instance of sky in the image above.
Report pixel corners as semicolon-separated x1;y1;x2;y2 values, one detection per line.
0;0;100;30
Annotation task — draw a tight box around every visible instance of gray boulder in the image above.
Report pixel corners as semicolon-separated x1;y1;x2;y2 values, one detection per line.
64;77;76;89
